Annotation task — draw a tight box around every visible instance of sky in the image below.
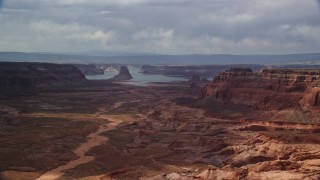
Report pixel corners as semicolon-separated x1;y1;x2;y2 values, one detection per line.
0;0;319;55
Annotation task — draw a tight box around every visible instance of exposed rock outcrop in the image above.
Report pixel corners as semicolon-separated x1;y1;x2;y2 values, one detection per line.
112;66;133;81
0;62;86;90
202;68;320;123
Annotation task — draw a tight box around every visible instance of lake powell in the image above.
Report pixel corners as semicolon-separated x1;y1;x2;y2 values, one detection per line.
85;67;187;86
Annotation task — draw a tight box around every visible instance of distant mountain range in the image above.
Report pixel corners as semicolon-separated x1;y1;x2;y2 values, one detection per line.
0;52;320;65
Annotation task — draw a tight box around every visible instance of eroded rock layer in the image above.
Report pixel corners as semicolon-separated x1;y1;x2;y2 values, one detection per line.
202;68;320;123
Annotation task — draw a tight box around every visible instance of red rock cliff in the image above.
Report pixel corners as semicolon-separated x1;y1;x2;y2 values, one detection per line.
202;68;320;123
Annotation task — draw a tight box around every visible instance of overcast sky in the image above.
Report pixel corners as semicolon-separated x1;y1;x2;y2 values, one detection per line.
0;0;319;55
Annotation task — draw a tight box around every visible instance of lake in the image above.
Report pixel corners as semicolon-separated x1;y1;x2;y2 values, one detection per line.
86;67;187;86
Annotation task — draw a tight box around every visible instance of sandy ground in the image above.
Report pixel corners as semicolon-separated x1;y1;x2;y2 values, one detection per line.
35;102;126;180
1;81;320;180
36;120;122;180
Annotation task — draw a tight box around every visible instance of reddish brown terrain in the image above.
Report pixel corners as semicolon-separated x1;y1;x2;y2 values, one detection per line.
202;68;320;124
0;64;320;179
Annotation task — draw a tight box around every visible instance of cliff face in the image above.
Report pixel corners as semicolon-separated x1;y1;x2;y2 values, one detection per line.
202;68;320;123
0;62;86;89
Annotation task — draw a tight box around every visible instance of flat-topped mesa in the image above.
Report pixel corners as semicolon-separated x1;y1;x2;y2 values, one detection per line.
227;68;253;73
0;62;86;90
262;68;320;76
261;69;320;92
202;68;320;123
213;68;253;83
112;66;133;81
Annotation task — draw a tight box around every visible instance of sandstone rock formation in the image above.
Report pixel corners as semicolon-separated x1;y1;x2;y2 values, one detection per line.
112;66;133;80
0;62;86;90
202;68;320;123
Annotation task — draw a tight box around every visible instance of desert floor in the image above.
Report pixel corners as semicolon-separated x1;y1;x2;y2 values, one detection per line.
0;80;320;180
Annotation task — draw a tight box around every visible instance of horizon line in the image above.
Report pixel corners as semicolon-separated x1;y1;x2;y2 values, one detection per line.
0;51;320;57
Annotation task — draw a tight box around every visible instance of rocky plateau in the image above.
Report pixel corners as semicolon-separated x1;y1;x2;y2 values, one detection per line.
202;68;320;124
0;63;320;180
0;62;86;90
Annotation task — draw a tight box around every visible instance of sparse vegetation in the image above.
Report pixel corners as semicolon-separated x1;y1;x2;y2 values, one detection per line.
1;72;320;179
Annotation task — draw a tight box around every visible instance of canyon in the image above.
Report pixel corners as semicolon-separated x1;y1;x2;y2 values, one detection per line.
202;68;320;124
0;63;319;179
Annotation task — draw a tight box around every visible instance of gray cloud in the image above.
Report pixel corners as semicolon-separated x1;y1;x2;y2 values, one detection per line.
0;0;319;54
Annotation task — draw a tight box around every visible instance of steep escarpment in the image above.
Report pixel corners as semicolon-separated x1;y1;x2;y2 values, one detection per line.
202;68;320;123
0;62;86;90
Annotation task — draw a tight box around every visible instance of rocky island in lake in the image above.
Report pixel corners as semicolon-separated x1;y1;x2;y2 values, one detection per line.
112;66;133;81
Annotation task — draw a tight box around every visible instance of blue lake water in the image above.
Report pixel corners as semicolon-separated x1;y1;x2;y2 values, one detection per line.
86;67;187;86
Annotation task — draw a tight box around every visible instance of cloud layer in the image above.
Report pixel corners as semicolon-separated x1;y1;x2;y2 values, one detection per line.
0;0;319;54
